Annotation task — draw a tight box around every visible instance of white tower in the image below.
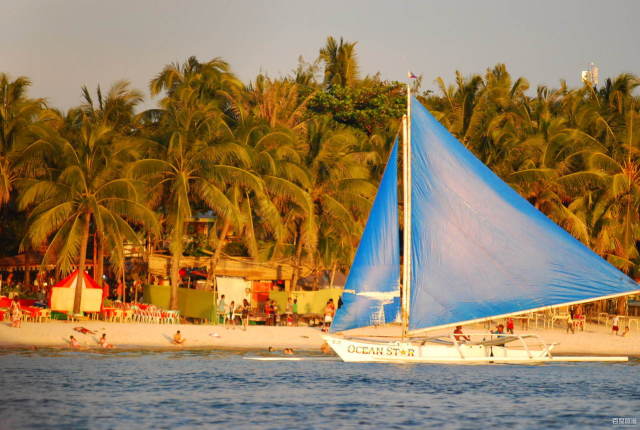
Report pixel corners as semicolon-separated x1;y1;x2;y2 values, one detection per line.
581;62;599;86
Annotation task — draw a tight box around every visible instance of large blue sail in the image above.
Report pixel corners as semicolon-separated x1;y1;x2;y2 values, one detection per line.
408;97;639;331
331;141;400;332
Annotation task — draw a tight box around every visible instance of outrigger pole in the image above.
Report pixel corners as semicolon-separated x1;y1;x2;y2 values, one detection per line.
401;85;412;338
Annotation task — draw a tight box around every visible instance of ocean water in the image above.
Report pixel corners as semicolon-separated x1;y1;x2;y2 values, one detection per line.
0;349;637;430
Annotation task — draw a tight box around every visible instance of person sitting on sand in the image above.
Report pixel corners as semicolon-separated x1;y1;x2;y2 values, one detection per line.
98;333;114;349
453;325;470;342
69;335;80;348
173;330;186;345
621;326;630;337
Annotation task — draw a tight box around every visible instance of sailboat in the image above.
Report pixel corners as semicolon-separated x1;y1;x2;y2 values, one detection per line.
323;88;640;364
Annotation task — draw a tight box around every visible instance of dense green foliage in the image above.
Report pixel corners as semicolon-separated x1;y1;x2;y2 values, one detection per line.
1;37;639;309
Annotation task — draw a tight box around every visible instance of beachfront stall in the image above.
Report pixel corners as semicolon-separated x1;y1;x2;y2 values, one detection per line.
49;270;103;314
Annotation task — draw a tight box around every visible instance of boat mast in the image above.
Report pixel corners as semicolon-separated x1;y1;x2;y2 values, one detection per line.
401;85;412;338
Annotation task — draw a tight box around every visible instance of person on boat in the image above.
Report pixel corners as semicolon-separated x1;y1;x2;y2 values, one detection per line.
323;299;335;332
491;324;505;335
612;316;620;335
172;330;186;345
98;333;114;349
10;297;22;328
506;318;515;334
453;325;470;342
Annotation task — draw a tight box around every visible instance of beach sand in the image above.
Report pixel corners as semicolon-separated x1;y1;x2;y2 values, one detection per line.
0;320;638;356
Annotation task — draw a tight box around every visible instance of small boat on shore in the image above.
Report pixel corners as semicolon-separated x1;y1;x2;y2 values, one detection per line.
324;87;638;364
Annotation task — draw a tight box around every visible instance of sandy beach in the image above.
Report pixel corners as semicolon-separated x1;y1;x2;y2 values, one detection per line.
0;321;638;357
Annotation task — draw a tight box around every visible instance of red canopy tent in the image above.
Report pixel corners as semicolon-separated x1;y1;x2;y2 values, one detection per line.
49;270;103;313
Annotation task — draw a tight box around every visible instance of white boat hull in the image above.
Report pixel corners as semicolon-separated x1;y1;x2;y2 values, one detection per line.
323;334;628;364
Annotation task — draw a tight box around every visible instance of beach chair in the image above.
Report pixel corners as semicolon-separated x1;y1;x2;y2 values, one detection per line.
122;309;133;323
166;310;180;324
112;309;124;323
149;309;161;324
551;310;569;329
37;308;51;323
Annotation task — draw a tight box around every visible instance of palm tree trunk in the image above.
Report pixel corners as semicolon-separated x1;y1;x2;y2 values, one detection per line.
290;225;303;291
96;232;104;287
209;217;231;279
169;251;180;310
73;212;91;314
329;261;337;288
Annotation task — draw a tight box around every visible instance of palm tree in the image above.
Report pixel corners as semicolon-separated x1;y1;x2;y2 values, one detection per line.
19;109;157;313
150;56;243;112
79;81;147;286
133;82;259;309
0;74;44;207
318;36;360;88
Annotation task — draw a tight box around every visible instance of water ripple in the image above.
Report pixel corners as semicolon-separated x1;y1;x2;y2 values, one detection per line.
0;350;637;429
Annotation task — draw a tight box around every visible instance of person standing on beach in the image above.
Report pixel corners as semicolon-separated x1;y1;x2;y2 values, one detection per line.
241;299;250;331
217;295;226;324
566;314;575;334
285;298;293;326
264;300;272;326
227;301;236;328
271;300;279;326
323;299;335;332
612;315;620;335
292;298;299;326
10;297;22;328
